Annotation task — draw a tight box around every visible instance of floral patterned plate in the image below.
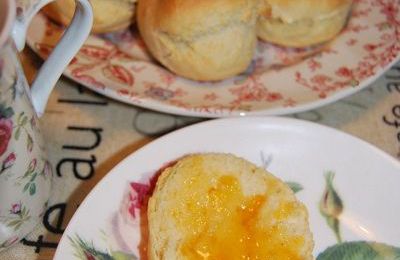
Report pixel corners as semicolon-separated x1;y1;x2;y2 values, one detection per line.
26;0;400;117
53;117;400;260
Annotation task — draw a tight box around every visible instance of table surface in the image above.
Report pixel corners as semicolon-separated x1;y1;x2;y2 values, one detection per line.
1;45;399;260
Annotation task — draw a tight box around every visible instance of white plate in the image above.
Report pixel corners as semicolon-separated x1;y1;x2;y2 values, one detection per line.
27;0;400;118
54;117;400;259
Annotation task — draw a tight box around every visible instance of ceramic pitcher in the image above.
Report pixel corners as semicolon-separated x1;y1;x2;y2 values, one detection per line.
0;0;93;251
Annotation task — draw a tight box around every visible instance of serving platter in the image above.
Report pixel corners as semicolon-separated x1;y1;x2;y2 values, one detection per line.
27;0;400;117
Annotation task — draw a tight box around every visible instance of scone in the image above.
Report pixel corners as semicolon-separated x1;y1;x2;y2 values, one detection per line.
137;0;259;81
148;153;314;259
43;0;137;33
257;0;353;47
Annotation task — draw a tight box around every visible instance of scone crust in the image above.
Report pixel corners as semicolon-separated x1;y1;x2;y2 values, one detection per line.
137;0;259;81
257;0;353;47
43;0;136;33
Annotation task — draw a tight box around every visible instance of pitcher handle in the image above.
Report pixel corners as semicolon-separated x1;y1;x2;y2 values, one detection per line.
12;0;93;117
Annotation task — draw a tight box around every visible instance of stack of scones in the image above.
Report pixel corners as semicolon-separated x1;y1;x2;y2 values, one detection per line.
45;0;352;81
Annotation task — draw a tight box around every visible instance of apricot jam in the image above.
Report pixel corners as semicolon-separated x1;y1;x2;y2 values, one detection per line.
174;174;304;259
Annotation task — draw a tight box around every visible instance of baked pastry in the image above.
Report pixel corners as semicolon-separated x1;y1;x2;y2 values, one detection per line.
43;0;137;33
148;153;314;259
137;0;259;81
257;0;353;47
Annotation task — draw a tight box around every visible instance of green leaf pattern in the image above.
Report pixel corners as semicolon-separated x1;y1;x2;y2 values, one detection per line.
15;158;51;197
22;182;30;192
19;114;28;126
319;171;344;243
0;106;14;119
317;241;400;260
29;183;36;195
14;127;21;140
27;133;33;152
18;159;40;196
0;204;31;231
285;181;304;193
13;112;34;152
69;235;138;260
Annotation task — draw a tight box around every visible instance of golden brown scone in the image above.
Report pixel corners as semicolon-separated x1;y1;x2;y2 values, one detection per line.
148;153;314;260
137;0;259;81
257;0;353;47
43;0;136;33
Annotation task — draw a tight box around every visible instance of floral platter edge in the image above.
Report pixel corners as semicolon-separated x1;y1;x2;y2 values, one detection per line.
26;0;400;118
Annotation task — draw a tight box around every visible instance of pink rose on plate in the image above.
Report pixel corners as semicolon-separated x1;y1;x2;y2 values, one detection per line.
127;182;151;219
0;118;13;156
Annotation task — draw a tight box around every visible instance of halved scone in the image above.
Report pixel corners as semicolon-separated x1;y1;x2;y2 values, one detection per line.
148;153;314;259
